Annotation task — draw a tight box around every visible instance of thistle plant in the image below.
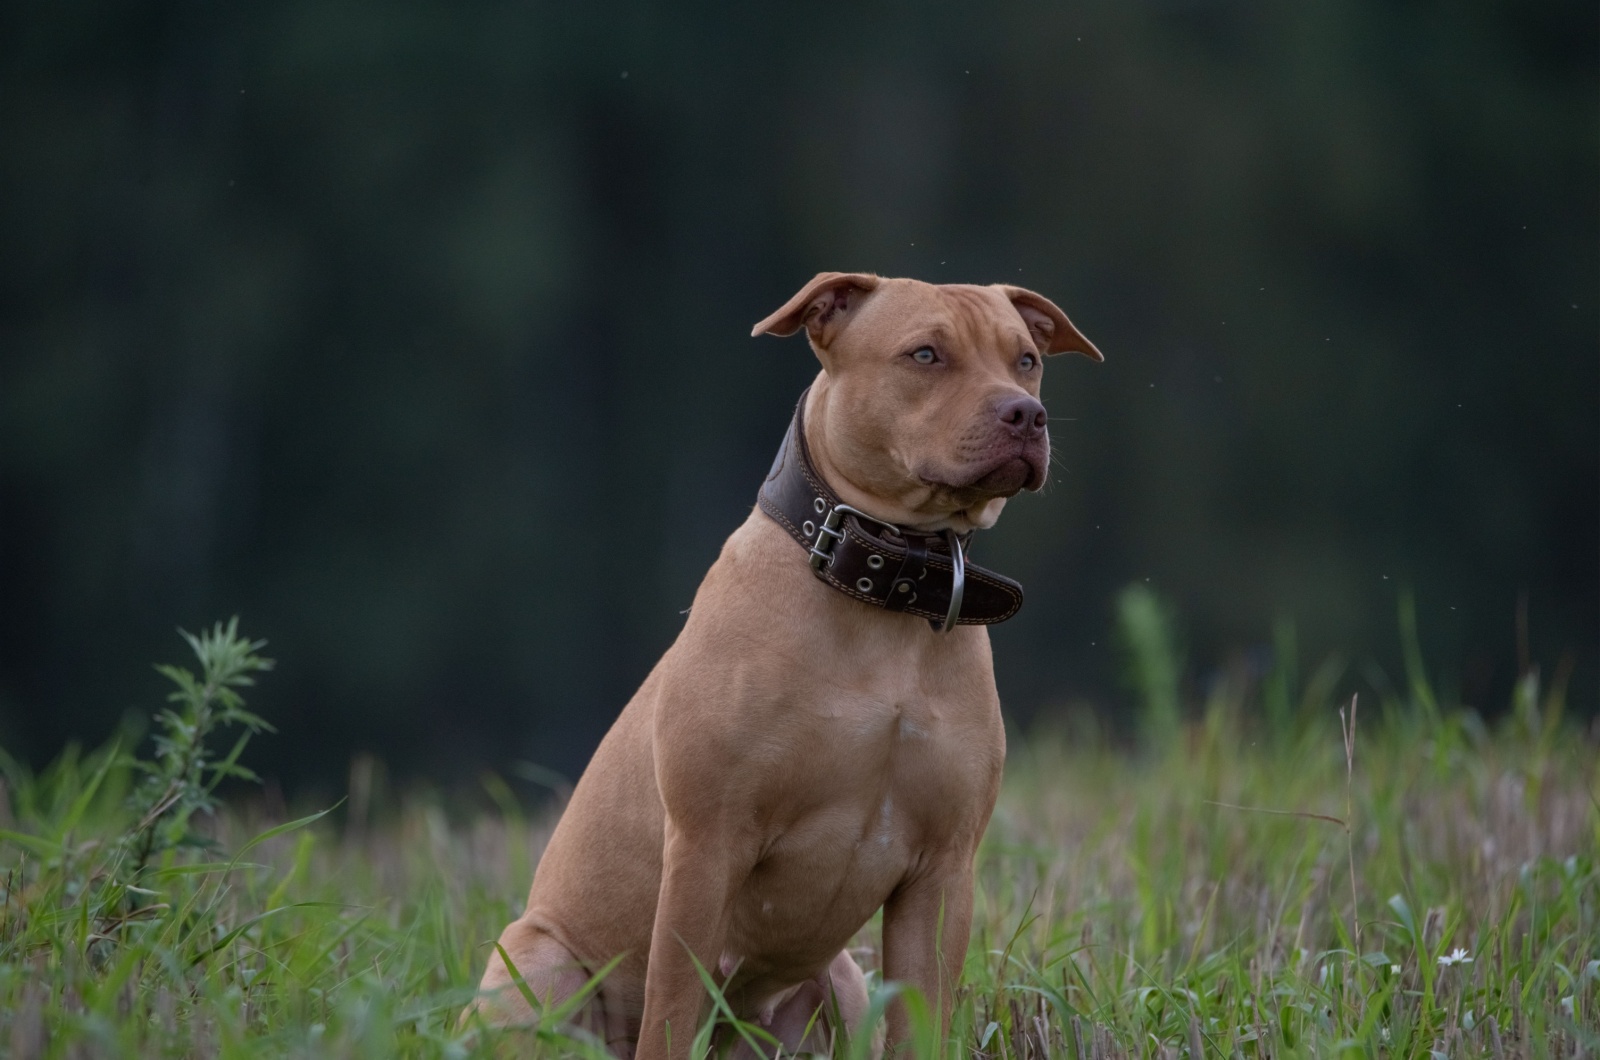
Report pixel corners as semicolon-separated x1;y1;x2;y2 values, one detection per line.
0;617;287;992
122;617;275;887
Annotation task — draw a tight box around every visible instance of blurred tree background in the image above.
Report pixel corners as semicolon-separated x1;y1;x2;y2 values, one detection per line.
1;0;1595;792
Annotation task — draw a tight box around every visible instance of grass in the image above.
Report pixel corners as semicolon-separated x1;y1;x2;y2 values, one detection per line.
0;610;1595;1058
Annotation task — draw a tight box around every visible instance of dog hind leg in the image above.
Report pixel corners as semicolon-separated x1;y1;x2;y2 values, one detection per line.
468;919;625;1050
732;949;878;1058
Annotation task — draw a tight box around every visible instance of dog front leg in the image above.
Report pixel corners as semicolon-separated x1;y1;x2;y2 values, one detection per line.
881;859;975;1053
635;822;749;1060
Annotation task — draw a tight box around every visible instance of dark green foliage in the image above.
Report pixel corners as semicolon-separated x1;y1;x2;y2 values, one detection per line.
0;1;1593;787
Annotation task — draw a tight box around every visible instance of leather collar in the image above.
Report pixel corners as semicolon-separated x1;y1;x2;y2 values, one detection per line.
757;390;1025;631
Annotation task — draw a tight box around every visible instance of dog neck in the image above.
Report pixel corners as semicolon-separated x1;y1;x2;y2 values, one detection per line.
756;389;1025;631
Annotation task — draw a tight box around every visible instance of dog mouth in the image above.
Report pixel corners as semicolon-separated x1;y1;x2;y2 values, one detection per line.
968;456;1041;495
921;446;1048;499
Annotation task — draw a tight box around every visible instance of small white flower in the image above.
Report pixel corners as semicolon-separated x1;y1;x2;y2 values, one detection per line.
1437;947;1474;967
1391;964;1402;975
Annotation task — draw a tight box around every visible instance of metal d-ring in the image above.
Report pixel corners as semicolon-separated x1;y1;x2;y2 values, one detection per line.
941;529;966;633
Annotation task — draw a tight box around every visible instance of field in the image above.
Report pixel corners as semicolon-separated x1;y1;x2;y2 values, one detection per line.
1;614;1595;1058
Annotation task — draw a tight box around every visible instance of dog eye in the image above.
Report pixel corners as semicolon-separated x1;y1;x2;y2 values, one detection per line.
1019;353;1037;371
910;347;937;365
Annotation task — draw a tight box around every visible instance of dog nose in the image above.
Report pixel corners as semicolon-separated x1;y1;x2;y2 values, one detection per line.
996;395;1048;438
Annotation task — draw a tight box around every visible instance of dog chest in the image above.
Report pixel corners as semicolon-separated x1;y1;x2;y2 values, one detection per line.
717;685;1002;968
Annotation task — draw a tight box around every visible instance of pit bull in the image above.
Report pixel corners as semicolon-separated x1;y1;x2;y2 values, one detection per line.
471;272;1101;1058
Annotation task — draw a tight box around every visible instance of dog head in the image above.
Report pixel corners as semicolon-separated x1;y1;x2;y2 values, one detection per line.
753;273;1101;532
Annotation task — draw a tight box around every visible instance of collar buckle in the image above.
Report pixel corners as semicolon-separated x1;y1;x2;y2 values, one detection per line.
807;501;902;571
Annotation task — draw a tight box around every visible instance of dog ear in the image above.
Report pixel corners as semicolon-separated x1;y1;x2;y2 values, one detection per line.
751;272;881;347
997;285;1104;361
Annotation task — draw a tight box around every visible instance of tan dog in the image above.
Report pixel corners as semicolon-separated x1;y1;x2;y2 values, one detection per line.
471;273;1101;1058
